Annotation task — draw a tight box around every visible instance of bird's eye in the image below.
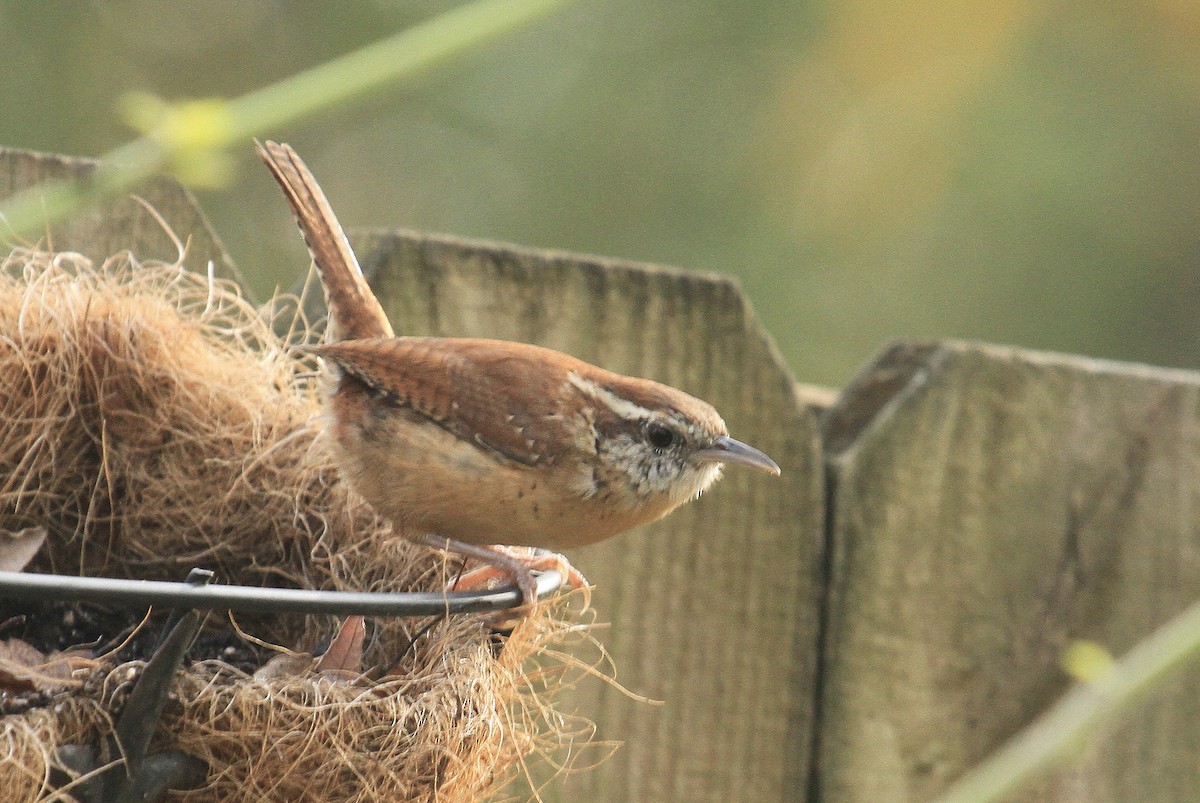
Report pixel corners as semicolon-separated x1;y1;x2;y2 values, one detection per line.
645;422;678;449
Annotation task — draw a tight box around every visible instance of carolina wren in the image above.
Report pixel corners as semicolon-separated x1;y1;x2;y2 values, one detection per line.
258;141;780;604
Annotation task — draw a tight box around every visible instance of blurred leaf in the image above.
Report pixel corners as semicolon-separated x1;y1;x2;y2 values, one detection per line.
1061;639;1115;683
0;0;574;237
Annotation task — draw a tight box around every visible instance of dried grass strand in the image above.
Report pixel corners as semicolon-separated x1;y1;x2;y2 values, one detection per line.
0;246;595;802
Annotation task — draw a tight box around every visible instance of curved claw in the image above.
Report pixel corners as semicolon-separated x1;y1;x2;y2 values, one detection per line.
451;550;588;608
422;534;586;611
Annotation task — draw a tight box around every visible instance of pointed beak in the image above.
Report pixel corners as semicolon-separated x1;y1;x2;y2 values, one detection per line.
692;435;781;476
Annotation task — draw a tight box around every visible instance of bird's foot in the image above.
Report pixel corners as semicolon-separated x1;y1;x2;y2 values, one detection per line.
423;535;589;611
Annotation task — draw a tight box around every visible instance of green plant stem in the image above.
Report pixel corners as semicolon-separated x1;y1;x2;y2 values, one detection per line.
934;598;1200;803
0;0;571;240
225;0;569;137
0;139;164;244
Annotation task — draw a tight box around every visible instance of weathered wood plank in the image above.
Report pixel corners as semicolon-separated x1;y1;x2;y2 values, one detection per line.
0;146;236;280
19;142;1200;800
353;229;825;802
819;340;1200;801
2;144;822;800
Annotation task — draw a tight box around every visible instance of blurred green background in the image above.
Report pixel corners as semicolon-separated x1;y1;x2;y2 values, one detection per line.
2;0;1197;388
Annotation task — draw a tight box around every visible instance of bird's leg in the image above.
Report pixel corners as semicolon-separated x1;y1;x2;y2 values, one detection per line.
452;548;590;606
422;534;588;609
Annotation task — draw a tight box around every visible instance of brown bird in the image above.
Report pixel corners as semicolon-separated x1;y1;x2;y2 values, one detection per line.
258;141;780;605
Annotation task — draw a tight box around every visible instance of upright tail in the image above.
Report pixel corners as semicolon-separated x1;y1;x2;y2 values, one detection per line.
257;140;394;341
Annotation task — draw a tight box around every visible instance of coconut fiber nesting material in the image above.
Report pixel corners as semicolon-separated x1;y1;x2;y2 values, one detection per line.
0;247;585;802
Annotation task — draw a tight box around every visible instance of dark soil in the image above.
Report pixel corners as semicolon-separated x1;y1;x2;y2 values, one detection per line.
0;598;268;667
0;596;272;716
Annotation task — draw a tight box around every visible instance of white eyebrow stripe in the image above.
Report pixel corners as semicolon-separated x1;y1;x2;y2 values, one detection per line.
567;372;657;422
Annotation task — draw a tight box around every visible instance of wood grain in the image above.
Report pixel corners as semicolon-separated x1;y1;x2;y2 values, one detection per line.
819;340;1200;801
0;146;236;281
23;142;1200;799
354;229;825;802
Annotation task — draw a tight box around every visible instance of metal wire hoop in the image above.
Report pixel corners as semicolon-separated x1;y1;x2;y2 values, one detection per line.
0;568;565;617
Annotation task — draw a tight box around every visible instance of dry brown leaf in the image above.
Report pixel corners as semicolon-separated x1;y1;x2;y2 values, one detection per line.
251;651;314;681
0;526;47;572
251;617;366;683
0;637;45;690
0;249;582;802
0;638;91;692
315;615;365;678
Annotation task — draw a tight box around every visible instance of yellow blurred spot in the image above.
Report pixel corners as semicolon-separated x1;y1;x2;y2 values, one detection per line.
170;149;236;189
162;99;234;153
754;0;1042;244
118;92;235;188
118;91;168;135
1061;640;1115;684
